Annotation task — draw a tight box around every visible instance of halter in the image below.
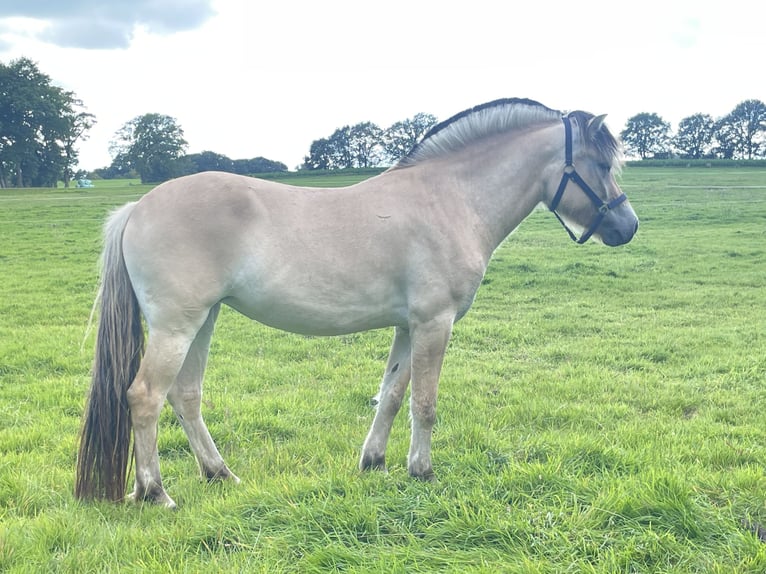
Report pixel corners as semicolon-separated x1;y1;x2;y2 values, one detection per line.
549;115;627;244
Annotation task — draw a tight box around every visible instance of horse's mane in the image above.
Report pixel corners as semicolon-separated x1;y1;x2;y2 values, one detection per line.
392;98;622;169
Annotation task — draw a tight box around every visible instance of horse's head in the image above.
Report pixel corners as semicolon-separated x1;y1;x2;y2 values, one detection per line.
545;112;638;246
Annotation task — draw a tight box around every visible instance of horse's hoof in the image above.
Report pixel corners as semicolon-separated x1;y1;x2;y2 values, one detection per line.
408;466;436;482
360;452;387;472
204;466;241;484
127;488;177;509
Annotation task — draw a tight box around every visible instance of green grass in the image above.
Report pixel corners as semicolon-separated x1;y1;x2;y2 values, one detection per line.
1;168;766;572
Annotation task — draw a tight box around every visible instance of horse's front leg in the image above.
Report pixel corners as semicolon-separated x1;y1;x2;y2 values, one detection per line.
360;327;412;472
407;315;454;480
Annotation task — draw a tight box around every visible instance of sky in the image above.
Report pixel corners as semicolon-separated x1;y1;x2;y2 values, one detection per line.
0;0;763;171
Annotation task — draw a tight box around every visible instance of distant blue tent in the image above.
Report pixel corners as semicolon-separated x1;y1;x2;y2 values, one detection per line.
76;179;94;188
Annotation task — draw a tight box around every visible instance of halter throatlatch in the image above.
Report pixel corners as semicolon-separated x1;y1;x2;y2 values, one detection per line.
549;115;627;244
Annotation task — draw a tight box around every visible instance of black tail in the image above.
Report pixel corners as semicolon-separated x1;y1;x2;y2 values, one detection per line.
75;203;143;502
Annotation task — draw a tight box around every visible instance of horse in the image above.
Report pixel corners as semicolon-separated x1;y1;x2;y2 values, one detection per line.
75;98;638;508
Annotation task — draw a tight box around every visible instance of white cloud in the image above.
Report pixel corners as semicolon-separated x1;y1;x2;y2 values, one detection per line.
0;0;215;49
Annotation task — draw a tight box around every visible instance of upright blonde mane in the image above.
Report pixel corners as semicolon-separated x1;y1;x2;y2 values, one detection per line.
393;98;562;168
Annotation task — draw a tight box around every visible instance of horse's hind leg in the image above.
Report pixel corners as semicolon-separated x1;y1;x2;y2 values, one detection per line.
360;327;412;472
167;304;240;484
127;311;210;508
127;337;188;507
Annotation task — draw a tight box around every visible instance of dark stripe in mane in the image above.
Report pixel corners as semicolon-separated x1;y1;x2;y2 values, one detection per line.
393;97;622;169
394;98;562;168
422;97;559;143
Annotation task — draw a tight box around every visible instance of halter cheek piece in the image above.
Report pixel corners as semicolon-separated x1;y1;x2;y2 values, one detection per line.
549;115;627;244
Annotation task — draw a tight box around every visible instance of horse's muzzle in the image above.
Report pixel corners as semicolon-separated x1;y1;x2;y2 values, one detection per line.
600;212;639;246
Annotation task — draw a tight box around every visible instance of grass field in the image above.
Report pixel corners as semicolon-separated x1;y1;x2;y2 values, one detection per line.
1;168;765;572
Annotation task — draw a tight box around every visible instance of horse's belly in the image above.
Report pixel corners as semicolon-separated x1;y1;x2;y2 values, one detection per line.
223;286;407;336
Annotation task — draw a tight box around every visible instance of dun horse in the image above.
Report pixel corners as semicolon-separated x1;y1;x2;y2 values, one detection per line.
76;98;638;508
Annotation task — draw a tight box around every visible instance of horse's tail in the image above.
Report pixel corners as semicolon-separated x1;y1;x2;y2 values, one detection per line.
75;202;144;502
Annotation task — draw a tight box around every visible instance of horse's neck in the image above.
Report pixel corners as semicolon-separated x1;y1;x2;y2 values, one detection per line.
440;128;559;254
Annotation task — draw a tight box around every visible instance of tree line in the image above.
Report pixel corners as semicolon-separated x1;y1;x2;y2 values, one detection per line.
0;58;289;187
2;57;765;188
98;112;287;183
99;111;436;183
620;101;766;160
301;113;437;170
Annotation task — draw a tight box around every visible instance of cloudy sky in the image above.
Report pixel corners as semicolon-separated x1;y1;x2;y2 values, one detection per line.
0;0;763;170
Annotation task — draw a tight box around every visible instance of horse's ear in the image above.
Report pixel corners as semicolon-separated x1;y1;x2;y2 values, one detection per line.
587;114;608;138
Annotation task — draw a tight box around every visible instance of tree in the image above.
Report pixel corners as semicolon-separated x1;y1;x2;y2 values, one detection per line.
110;113;188;183
180;152;287;175
96;151;138;179
303;122;387;170
348;122;384;168
0;57;94;188
327;126;353;168
61;99;96;187
383;113;438;163
185;150;234;173
620;113;672;159
674;113;714;159
712;120;737;159
715;100;766;159
231;157;287;174
303;128;353;170
303;137;334;170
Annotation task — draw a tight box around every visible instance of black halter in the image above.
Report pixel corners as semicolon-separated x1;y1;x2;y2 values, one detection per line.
549;115;627;244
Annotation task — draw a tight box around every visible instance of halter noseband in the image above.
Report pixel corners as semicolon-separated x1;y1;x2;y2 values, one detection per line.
549;115;627;244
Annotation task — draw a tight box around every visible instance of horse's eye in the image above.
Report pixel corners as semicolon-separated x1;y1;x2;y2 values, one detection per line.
598;162;611;173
